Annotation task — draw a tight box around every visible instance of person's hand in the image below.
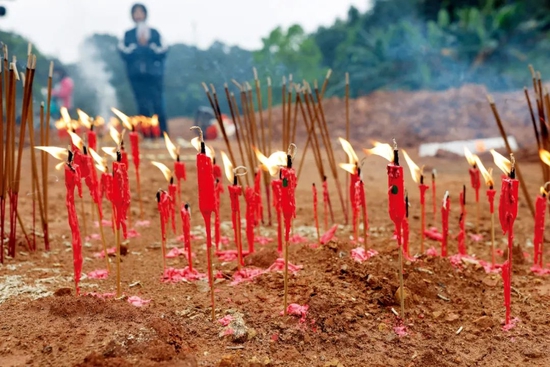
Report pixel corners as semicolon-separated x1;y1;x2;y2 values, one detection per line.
138;35;148;46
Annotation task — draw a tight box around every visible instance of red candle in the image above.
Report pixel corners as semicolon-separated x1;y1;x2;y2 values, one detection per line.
194;133;216;319
229;179;244;267
281;161;297;243
157;190;171;270
387;155;405;245
312;183;320;242
272;178;283;253
168;180;177;235
534;191;547;267
175;160;186;206
358;178;368;244
245;187;256;254
100;171;113;203
215;179;224;251
469;166;481;203
494;151;519;326
87;130;97;152
432;170;437;223
353;178;362;243
129;131;140;171
65;156;83;295
83;152;102;218
403;194;409;257
254;169;263;225
120;142;129;168
441;192;450;257
181;203;193;271
458;186;467;256
112;156;130;239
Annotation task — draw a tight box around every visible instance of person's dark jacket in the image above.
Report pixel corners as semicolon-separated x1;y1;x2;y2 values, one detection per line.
118;27;168;79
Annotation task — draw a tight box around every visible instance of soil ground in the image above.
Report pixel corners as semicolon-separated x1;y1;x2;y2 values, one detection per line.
1;89;550;366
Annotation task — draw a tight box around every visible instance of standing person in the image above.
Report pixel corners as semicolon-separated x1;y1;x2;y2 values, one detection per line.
51;65;74;119
118;3;168;135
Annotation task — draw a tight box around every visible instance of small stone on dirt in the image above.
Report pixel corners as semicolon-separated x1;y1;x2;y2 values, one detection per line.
473;316;494;329
54;288;72;297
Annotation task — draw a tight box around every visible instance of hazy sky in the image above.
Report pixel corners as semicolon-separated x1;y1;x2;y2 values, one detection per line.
0;0;371;63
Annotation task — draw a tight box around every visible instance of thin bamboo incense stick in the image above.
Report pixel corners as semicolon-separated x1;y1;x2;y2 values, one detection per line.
229;91;251;186
224;85;246;169
320;69;332;99
290;89;299;145
285;79;293;149
487;95;535;217
296;91;324;181
345;72;350;223
232;91;255;183
267;77;272;155
43;62;53;250
313;82;348;224
281;77;286;150
254;68;267;154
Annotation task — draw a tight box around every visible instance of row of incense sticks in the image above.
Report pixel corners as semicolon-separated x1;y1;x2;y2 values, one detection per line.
202;68;349;232
0;45;56;263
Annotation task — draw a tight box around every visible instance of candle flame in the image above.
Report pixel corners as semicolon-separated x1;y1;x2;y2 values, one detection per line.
490;149;512;175
35;146;68;162
339;163;357;175
151;115;159;127
109;126;122;146
402;150;423;184
151;161;172;182
443;190;449;209
254;147;286;177
60;107;71;124
539;149;550;167
191;137;212;158
90;148;107;173
473;156;493;187
364;141;393;162
339;137;358;164
77;109;92;129
463;146;478;167
163;132;179;161
111;107;133;131
68;131;84;151
102;147;117;159
221;151;234;183
540;186;548;196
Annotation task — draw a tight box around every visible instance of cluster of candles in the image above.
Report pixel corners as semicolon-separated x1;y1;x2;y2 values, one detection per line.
37;116;546;328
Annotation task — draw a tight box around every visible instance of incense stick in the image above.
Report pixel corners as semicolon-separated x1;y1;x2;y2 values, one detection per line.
229;92;251;187
487;95;535;217
267;77;272;155
345;72;350;223
320;69;332;99
43;62;53;250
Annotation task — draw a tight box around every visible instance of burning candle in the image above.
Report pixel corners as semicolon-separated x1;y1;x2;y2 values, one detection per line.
35;146;83;295
339;138;360;237
458;185;467;256
273;176;283;253
491;149;518;327
215;178;224;250
191;126;216;320
474;156;497;267
156;189;171;271
245;186;256;254
464;147;481;233
254;168;263;225
403;150;429;253
221;151;246;268
151;162;178;236
164;132;187;228
77;109;101;152
366;140;406;318
441;191;450;257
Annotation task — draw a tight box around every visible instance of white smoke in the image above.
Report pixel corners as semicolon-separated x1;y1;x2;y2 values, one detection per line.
77;39;118;118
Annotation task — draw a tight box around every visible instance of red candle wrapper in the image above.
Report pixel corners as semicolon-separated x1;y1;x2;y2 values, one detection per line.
215;180;224;250
487;189;496;214
272;179;283;253
65;162;83;295
534;194;546;267
254;169;263;225
245;187;256;254
168;183;177;235
281;166;297;242
157;190;171;262
180;204;193;271
87;130;97;152
175;161;187;181
112;161;131;239
197;152;216;215
469;167;481;202
441;195;450;257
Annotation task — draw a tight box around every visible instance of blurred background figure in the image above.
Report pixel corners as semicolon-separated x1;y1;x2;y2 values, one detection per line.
118;3;168;135
51;65;74;119
194;106;235;141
